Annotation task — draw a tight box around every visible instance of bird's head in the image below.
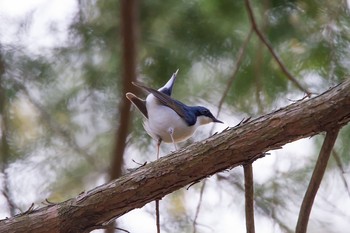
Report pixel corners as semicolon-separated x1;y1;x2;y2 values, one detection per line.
194;106;223;125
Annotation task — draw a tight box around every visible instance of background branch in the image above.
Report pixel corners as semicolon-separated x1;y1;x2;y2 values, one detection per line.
244;164;255;233
9;78;98;168
244;0;311;96
107;1;138;232
295;128;340;233
216;27;253;118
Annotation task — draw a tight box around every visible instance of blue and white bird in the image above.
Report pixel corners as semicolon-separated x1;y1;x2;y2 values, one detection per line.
126;69;223;157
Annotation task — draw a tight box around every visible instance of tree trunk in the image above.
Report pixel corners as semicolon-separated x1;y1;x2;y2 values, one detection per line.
1;79;350;233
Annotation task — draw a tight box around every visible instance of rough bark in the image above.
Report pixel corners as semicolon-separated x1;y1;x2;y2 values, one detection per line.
0;79;349;233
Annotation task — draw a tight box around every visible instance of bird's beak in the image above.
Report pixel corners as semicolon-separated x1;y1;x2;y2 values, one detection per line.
212;117;223;124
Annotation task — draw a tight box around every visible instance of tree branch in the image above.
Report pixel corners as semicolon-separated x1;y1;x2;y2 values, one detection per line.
13;79;98;168
110;0;138;180
244;0;312;96
216;27;253;118
0;79;349;233
107;0;138;231
295;128;340;233
244;164;255;233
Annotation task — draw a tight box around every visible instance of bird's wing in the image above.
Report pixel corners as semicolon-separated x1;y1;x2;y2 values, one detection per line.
132;82;187;119
126;92;148;119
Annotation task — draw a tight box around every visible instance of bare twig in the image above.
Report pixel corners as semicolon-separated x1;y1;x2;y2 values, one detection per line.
216;27;253;118
93;224;131;233
21;203;35;215
192;180;207;233
244;0;311;96
209;27;253;136
332;150;350;198
243;164;255;233
17;82;98;168
155;200;160;233
254;39;264;114
296;128;340;233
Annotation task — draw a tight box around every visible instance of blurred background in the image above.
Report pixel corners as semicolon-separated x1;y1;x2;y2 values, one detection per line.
0;0;350;232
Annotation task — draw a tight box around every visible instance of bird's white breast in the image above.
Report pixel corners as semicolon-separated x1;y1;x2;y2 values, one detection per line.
144;94;199;143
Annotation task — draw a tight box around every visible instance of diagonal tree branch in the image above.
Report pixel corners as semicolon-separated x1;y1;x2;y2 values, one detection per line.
244;0;312;96
16;81;98;168
216;27;253;118
0;79;349;233
295;128;340;233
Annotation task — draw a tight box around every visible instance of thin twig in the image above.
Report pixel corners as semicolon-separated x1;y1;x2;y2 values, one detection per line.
244;0;311;96
156;200;160;233
243;164;255;233
115;227;130;233
22;203;35;215
332;150;350;198
20;85;98;168
155;140;161;233
209;27;253;136
296;128;340;233
192;180;207;233
254;39;264;114
96;224;131;233
216;27;253;118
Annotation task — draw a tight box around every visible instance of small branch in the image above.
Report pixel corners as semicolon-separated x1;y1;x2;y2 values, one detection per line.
192;180;206;233
332;150;350;198
155;200;160;233
94;224;131;233
295;128;340;233
28;94;97;167
244;164;255;233
11;78;98;168
216;27;253;118
244;0;311;96
254;39;264;114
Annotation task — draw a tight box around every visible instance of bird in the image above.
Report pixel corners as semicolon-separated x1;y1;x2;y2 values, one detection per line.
126;69;223;158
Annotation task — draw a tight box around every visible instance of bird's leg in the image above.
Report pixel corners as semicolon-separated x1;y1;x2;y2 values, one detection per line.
155;137;162;233
168;128;178;151
156;138;161;160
